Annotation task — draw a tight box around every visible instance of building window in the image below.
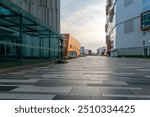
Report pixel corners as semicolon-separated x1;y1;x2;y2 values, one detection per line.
143;41;146;45
141;10;150;31
124;0;134;7
124;19;134;33
70;45;72;48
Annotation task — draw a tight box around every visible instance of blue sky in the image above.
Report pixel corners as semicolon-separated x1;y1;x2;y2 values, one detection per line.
60;0;106;52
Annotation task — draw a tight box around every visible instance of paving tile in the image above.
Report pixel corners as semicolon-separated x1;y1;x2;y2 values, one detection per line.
69;87;101;96
87;84;113;87
144;75;150;78
35;80;64;86
127;97;150;100
86;81;103;84
1;75;24;79
63;83;87;86
102;94;136;98
101;89;134;95
90;96;128;100
136;95;150;98
0;93;21;99
127;81;150;86
11;86;44;92
0;56;150;100
103;81;128;85
17;94;55;100
136;69;150;72
132;89;150;95
53;95;91;100
0;79;39;83
23;75;43;78
0;78;29;80
113;73;135;75
0;86;18;91
101;87;142;90
41;87;72;93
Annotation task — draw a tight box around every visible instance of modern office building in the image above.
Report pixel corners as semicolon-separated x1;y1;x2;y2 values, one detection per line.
63;34;81;58
0;0;63;64
106;0;150;57
8;0;60;32
84;49;89;56
97;47;106;56
88;50;92;56
80;46;85;56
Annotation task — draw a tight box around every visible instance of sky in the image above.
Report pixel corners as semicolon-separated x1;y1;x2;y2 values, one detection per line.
60;0;106;53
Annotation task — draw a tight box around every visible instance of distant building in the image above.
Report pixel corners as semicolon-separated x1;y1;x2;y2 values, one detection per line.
88;50;92;56
97;47;106;56
80;47;85;56
84;49;89;56
106;0;150;57
63;34;81;58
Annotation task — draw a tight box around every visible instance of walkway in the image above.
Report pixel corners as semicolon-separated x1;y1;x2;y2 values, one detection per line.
0;56;150;100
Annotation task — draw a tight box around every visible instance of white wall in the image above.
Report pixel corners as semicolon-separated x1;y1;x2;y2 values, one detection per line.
113;0;150;51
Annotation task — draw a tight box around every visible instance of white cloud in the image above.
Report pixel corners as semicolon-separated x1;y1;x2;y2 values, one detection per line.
61;1;106;52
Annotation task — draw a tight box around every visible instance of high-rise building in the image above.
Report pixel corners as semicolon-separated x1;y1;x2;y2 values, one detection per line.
0;0;63;64
106;0;150;57
8;0;60;32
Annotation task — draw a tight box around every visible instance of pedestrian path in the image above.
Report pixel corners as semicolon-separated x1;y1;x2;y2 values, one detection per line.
0;56;150;100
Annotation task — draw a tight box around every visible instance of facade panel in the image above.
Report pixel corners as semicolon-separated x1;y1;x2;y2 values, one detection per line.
8;0;60;32
106;0;150;57
0;0;63;64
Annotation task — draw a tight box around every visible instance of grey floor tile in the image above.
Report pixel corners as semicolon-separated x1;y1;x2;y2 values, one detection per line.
0;86;18;91
0;79;39;83
41;87;72;93
53;95;91;100
69;87;101;96
1;56;150;100
102;94;136;98
132;89;150;95
0;93;21;99
103;81;128;85
101;89;134;95
35;80;64;86
17;94;55;100
90;96;128;100
11;86;44;92
88;84;113;87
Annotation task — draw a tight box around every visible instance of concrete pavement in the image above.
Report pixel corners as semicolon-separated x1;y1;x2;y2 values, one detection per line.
0;56;150;100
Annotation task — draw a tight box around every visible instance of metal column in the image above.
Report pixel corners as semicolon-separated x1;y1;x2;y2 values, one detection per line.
49;31;51;61
19;16;23;65
60;40;63;60
39;37;42;58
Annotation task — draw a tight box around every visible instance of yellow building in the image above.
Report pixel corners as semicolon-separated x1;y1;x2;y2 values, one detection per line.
63;34;81;58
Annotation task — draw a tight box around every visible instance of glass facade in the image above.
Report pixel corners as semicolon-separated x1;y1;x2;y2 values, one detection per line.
141;10;150;31
0;0;63;67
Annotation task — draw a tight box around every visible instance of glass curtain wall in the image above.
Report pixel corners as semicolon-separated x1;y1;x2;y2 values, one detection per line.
0;1;63;68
